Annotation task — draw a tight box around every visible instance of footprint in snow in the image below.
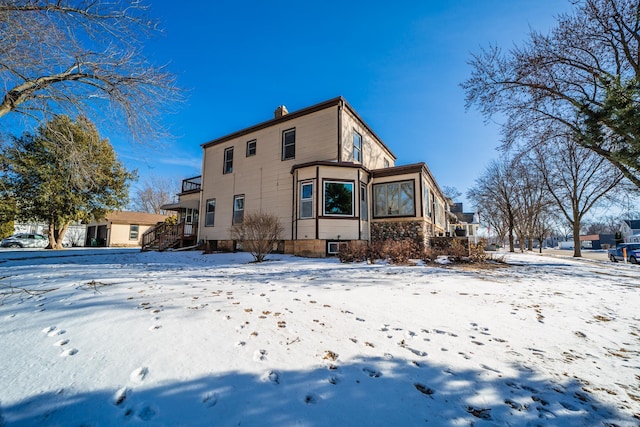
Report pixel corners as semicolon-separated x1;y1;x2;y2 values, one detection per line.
130;367;149;383
362;367;381;378
136;405;157;421
260;370;279;384
42;326;56;334
113;387;129;406
202;392;218;408
54;339;69;346
253;349;267;362
60;348;78;357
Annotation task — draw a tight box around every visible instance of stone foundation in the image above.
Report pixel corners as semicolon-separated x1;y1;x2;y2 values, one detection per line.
371;220;431;248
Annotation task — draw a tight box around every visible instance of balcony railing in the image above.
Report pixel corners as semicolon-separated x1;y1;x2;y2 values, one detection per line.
181;176;201;193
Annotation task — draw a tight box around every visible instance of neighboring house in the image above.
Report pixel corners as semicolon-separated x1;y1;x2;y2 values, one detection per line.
579;233;616;250
154;96;452;257
620;220;640;243
448;202;480;241
86;212;168;247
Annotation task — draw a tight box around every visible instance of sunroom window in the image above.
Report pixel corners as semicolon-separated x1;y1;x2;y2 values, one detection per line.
373;180;415;217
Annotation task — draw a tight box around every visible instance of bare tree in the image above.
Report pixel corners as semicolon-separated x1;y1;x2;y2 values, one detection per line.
531;136;626;257
463;0;640;188
131;175;180;214
510;158;553;252
0;0;181;142
468;158;519;252
441;186;462;201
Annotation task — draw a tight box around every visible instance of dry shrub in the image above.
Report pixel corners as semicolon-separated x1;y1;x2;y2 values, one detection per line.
230;211;283;262
382;239;420;265
337;242;367;263
469;239;488;263
337;241;383;263
424;237;470;264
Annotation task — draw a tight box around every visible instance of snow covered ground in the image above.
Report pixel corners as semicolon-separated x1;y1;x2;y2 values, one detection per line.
0;248;638;426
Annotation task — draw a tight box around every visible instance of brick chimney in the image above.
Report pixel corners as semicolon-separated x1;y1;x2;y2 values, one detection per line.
274;105;288;118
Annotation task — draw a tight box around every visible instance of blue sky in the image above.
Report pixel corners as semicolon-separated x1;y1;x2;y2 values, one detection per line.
118;0;575;207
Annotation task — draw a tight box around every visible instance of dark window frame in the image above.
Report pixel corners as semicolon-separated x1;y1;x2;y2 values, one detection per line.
246;139;257;157
322;180;355;217
233;194;245;225
300;181;314;219
223;147;234;174
353;131;362;163
282;128;296;160
205;198;216;227
373;179;416;218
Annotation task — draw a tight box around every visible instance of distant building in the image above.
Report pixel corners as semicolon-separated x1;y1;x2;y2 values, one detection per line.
620;220;640;243
447;202;480;241
86;212;168;247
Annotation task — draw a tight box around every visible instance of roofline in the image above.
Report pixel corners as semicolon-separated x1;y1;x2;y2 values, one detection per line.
290;160;371;174
201;96;397;160
371;162;446;198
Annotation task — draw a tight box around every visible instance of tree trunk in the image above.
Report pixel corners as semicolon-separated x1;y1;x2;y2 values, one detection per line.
46;221;70;249
572;220;582;258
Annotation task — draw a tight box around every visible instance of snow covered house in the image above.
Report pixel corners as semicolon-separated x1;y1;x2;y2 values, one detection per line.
151;97;451;256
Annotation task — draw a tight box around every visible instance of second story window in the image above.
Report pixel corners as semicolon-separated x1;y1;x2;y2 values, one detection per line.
282;128;295;160
223;147;233;174
383;158;390;168
246;139;256;157
353;131;362;163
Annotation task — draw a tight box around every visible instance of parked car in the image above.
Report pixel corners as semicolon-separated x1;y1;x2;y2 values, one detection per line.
608;243;640;264
0;233;49;248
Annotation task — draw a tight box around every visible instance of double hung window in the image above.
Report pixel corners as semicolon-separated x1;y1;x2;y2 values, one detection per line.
205;199;216;226
282;129;295;160
223;147;234;174
233;195;244;224
300;182;313;218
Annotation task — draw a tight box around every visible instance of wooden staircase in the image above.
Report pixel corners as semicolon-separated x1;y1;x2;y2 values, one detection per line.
142;221;198;251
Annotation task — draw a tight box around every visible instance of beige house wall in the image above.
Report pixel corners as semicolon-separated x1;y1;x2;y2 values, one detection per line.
340;107;395;169
107;223;154;247
199;107;340;242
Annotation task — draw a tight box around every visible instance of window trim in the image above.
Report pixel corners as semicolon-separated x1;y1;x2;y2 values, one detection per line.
282;128;296;160
360;182;368;221
223;147;234;174
353;130;362;163
246;139;257;157
129;224;139;240
322;180;355;217
300;181;314;219
327;241;348;255
233;194;245;225
373;179;416;218
205;198;216;227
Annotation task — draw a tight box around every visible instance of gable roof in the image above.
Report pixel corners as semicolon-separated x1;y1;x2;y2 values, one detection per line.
102;211;168;225
201;96;396;160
